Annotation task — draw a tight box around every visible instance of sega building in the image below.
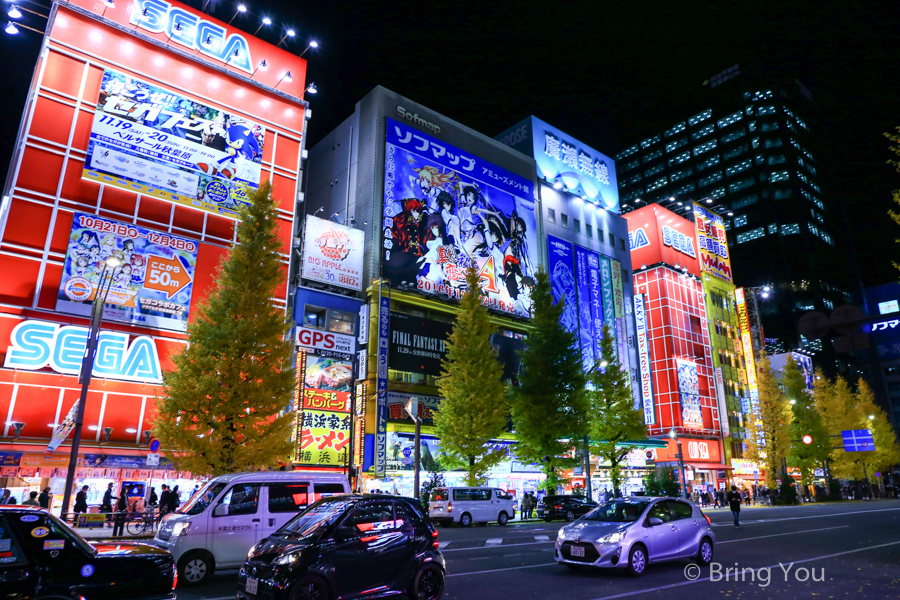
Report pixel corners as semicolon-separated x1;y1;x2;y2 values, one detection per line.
305;87;541;497
624;205;731;493
0;0;309;509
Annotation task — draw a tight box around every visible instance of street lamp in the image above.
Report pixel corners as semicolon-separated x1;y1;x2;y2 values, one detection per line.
299;40;318;57
60;256;120;520
667;428;689;499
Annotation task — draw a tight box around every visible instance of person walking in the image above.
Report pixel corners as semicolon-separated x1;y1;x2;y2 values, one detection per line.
727;485;742;527
22;491;40;506
521;492;532;520
74;485;89;524
172;485;181;509
38;487;51;509
101;483;116;523
159;485;172;516
112;493;128;537
148;487;158;507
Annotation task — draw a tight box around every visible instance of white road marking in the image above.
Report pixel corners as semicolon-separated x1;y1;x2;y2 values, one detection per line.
485;538;503;546
447;562;557;577
717;525;848;544
442;540;554;553
534;534;550;542
585;538;900;600
710;506;900;526
438;541;451;549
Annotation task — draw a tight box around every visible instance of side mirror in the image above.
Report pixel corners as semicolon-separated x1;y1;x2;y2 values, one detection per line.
400;523;415;537
213;504;229;517
648;517;663;526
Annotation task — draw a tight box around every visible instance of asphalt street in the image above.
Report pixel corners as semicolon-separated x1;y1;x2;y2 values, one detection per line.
174;499;900;600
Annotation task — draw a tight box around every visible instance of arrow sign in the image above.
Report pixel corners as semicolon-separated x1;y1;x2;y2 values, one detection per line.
144;255;192;299
405;397;420;423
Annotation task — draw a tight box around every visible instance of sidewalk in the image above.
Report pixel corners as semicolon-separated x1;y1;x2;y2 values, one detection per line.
72;524;154;541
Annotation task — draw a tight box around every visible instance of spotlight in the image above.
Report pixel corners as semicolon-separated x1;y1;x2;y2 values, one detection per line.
553;179;563;190
275;71;292;87
103;0;115;7
306;82;317;94
5;21;18;34
8;5;22;19
300;40;319;56
10;422;24;440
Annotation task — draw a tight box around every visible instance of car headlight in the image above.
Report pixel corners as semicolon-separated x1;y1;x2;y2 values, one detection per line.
557;528;566;541
172;522;191;537
273;552;300;566
597;530;626;544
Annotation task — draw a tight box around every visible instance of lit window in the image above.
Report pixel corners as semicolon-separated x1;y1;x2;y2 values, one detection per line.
756;105;776;116
675;182;696;195
699;171;723;188
721;128;747;144
727;177;755;193
643;149;663;163
668;151;691;166
645;163;665;178
734;215;748;227
691;123;716;141
640;135;661;149
761;122;779;132
697;155;721;171
665;122;686;137
693;140;718;156
717;110;744;128
736;227;765;243
616;145;638;160
723;144;749;161
666;137;688;153
710;187;726;199
670;168;693;182
688;109;712;126
780;223;800;235
646;176;667;192
622;159;640;172
726;160;753;177
770;171;790;182
768;223;778;234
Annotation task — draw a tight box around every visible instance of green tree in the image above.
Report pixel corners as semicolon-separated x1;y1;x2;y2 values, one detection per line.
815;375;860;479
784;358;829;490
744;353;791;488
434;267;509;486
511;267;588;493
154;181;295;476
587;324;646;497
643;466;681;498
840;380;900;481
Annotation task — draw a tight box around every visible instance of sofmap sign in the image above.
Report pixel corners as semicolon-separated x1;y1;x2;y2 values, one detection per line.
495;116;619;213
4;320;162;383
129;0;253;73
634;294;655;425
302;216;365;291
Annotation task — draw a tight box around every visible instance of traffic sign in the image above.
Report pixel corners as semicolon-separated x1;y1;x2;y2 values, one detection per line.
405;397;420;423
842;429;875;452
802;435;813;445
149;438;160;453
147;453;160;466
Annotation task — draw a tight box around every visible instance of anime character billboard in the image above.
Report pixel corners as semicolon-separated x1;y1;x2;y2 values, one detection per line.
83;68;266;219
56;212;198;331
382;118;537;317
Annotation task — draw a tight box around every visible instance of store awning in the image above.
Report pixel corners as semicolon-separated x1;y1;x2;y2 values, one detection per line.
685;462;732;470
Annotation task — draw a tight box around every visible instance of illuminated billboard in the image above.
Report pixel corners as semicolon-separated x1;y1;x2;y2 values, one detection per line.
382;117;537;317
83;68;266;218
624;205;701;277
301;216;365;291
734;288;759;400
676;358;704;430
693;202;733;283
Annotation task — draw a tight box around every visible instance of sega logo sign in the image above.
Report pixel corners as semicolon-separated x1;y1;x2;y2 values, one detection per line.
130;0;253;74
3;320;162;383
628;228;650;251
296;327;356;355
661;226;696;258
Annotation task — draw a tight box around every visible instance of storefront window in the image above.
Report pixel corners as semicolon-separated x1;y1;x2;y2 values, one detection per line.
327;309;356;335
304;305;327;329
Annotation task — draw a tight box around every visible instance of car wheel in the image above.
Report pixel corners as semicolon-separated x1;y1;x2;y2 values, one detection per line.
178;553;213;587
498;511;509;526
696;537;714;566
625;544;647;577
565;510;575;522
290;575;329;600
459;513;472;527
409;563;444;600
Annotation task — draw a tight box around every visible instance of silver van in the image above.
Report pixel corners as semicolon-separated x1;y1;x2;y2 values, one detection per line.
428;486;516;527
152;471;349;585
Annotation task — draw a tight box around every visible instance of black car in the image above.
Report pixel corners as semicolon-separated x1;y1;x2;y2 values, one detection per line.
0;506;176;599
536;495;598;522
238;494;445;600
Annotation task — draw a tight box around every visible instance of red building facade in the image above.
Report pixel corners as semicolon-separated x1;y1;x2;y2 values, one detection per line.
0;0;308;506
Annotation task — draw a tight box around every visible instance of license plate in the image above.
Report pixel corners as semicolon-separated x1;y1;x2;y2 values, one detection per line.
245;577;258;595
570;546;585;557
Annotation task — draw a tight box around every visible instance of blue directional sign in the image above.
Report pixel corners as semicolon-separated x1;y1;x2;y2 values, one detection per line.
842;429;875;452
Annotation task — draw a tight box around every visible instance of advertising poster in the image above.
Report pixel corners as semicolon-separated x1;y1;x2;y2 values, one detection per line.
386;392;440;424
296;410;351;467
296;352;352;468
634;294;655;424
376;294;390;476
547;235;578;333
573;246;596;370
610;259;629;370
382;118;537;317
734;288;759;401
57;212;197;332
83;68;266;219
389;314;452;377
586;252;604;362
303;355;353;394
676;359;704;430
598;256;617;355
693;202;733;283
301;216;365;291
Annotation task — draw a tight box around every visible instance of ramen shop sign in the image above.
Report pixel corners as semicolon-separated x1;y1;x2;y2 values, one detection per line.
130;0;253;74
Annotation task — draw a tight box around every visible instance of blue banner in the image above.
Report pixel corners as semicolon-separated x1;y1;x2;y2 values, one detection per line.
586;252;604;363
375;293;390;476
573;245;596;370
547;236;578;333
598;256;616;338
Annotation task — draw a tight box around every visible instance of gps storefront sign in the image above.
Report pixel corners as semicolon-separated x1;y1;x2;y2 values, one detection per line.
3;320;162;383
83;68;266;219
57;213;197;332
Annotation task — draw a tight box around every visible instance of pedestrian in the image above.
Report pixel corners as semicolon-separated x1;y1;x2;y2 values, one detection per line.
38;487;51;509
728;485;742;527
713;490;720;508
172;485;181;508
148;487;158;507
112;493;127;537
74;485;89;523
22;491;40;506
101;483;116;522
159;485;172;515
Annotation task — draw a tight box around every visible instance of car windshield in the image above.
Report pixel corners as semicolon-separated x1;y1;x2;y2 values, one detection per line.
431;488;448;502
583;500;650;522
178;482;227;516
275;498;354;540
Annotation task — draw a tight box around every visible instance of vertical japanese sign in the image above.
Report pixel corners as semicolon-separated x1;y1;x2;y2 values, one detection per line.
676;359;704;430
715;367;730;437
634;294;655;425
296;353;353;467
598;256;617;356
375;294;390;477
573;246;595;370
734;288;758;400
381;118;537;317
83;68;266;218
610;258;629;371
693;202;733;283
547;236;578;333
57;212;197;332
586;252;604;362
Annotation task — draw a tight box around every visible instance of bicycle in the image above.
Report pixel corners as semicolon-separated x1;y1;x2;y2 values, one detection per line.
125;507;162;536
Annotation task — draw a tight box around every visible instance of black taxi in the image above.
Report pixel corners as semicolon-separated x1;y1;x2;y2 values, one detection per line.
0;506;176;599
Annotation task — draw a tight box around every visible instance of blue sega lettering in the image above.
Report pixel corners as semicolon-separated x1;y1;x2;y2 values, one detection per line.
3;320;162;383
130;0;253;74
661;226;696;258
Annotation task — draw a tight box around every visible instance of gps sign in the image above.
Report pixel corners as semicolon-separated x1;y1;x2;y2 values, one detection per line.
296;327;356;356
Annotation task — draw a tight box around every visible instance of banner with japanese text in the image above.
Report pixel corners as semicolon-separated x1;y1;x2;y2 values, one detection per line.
676;358;704;430
693;202;733;283
83;68;266;219
57;212;197;331
296;352;352;468
573;245;596;370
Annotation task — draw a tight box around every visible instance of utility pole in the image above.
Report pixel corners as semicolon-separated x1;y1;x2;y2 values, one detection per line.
405;397;421;499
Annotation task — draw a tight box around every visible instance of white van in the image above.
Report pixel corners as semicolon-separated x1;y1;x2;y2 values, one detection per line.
428;487;515;527
153;471;349;585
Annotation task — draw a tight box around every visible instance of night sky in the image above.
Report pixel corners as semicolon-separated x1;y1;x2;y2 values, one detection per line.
2;0;898;288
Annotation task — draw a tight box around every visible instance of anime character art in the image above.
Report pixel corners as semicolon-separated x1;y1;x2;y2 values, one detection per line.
437;191;461;251
121;239;136;263
113;264;133;289
551;259;579;333
100;234;117;260
385;199;428;284
505;209;534;278
417;213;448;284
130;255;146;286
197;122;261;180
70;231;100;260
73;256;96;280
409;162;456;214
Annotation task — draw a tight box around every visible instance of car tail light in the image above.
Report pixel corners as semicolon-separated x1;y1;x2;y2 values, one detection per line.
447;501;452;513
554;505;562;510
172;565;178;590
432;529;439;548
704;514;711;525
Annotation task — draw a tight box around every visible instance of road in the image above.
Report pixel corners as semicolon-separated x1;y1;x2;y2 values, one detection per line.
175;499;900;600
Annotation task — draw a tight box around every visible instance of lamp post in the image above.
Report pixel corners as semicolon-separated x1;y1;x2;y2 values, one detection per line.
668;428;689;499
60;257;120;520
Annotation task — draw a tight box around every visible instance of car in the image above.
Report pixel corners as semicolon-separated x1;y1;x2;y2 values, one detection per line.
153;470;349;586
0;506;176;599
536;494;598;521
427;486;516;526
555;496;715;576
238;494;446;600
